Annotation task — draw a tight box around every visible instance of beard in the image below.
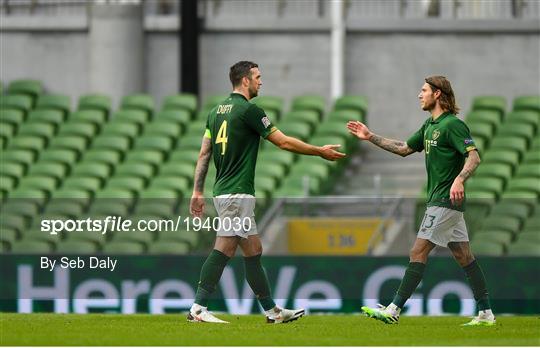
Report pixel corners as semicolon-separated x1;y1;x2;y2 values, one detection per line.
422;99;436;111
248;86;259;99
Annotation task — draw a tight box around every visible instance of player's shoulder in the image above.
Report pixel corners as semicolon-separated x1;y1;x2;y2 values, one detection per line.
444;114;468;128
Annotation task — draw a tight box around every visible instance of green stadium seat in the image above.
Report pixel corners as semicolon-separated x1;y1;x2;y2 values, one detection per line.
471;96;506;119
169;149;200;165
469;122;494;146
523;150;540;164
281;173;321;196
102;241;145;254
133;135;173;153
27;109;65;126
251;95;284;120
202;95;228;112
154;109;191;127
120;94;155;116
474;163;513;184
497;123;535;144
43;200;86;218
177;134;205;150
159;162;196;179
149;175;190;194
112;230;155;244
290;96;325;121
0;95;33;114
114;162;155;181
254;176;278;197
58;122;98;140
39;149;78;167
278;122;311;141
500;191;538;208
106;177;146;193
50;189;92;208
466;177;505;197
28;162;68;181
195;109;210;121
11;240;52;253
513;95;540;113
82;149;122;167
255;162;287;184
470;240;504;256
516;231;540;243
133;200;177;217
124;150;165;167
506;178;540;196
91;135;131;153
144;121;183;139
0;122;15;139
489;201;532;222
185;119;207;135
315;120;350;140
8;189;48;206
157;230;199;249
71;162;112;182
473;230;513;246
515;163;540;179
0;227;18;245
481;150;520;168
465;110;501;130
49;135;88;155
326;109;364;124
282;110;319;132
2;149;35;168
0;175;16;193
488;136;528;159
7;79;43;101
101;121;140;139
17;122;56;143
333;95;368;115
77;94;112;116
66;230;107;245
506;110;539;130
62;177;102;193
0;109;25;127
17;175;58;194
258;150;295;171
2;200;40;220
7;136;45;155
69;110;107;128
162;93;197;115
35;94;71;116
480;216;521;235
88;199;131;215
507;242;540;256
112;109;148;126
139;188;179;199
148;241;190;254
55;241;98;254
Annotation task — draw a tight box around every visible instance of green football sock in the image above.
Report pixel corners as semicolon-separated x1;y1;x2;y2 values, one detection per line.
194;249;230;307
463;259;491;311
392;262;426;309
244;254;276;311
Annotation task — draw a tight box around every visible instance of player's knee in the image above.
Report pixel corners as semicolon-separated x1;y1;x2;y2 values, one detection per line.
409;247;427;262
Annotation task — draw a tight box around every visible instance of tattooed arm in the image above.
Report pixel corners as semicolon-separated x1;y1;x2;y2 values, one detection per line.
450;150;481;206
190;137;212;217
347;121;414;157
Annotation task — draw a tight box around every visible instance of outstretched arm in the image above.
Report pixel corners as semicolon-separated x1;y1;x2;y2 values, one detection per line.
347;121;414;157
267;130;346;161
450;150;481;206
190;137;212;217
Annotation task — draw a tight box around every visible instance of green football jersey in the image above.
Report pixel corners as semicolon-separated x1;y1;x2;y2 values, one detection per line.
407;112;477;212
205;93;277;197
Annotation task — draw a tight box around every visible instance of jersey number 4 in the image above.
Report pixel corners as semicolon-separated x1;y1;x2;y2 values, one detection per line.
216;121;228;155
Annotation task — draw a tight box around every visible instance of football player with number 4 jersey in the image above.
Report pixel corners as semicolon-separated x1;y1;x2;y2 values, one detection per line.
188;61;345;324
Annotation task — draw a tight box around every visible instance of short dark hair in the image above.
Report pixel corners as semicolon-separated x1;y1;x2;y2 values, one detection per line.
229;61;258;87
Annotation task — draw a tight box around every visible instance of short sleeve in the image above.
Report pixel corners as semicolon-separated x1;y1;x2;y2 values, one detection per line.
406;123;425;152
204;117;211;139
448;120;476;155
243;104;277;139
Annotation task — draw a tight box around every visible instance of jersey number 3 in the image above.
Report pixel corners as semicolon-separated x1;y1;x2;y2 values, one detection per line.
216;120;228;155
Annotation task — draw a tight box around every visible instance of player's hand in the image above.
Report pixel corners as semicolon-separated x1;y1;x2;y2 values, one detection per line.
190;192;205;218
319;144;346;161
450;178;465;207
347;121;372;140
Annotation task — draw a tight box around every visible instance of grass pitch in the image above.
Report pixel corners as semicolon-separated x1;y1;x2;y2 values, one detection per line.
1;313;539;346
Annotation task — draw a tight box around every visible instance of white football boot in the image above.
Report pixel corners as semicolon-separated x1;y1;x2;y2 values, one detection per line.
265;306;305;324
462;310;496;326
187;304;229;323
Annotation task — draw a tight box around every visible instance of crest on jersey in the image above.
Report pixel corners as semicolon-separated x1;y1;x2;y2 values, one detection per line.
261;116;271;128
432;129;440;140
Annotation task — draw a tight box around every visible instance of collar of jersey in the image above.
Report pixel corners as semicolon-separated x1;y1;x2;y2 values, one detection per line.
430;111;452;124
230;92;248;101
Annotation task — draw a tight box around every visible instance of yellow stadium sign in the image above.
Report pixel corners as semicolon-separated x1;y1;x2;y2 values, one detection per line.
288;218;388;255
